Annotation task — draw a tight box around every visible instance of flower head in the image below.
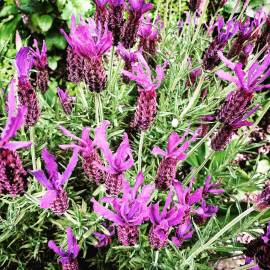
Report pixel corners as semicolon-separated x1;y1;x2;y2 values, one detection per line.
122;53;165;91
202;175;224;196
57;88;76;115
171;220;193;247
149;189;185;229
216;51;270;94
194;200;219;223
93;120;134;175
262;222;270;244
60;126;94;154
152;129;197;160
173;179;203;209
138;15;163;41
0;79;31;151
61;15;112;59
117;43;140;63
30;148;78;209
32;39;47;69
92;172;154;225
213;16;239;46
15;47;33;79
109;0;124;6
93;224;115;247
127;0;153;16
48;227;80;264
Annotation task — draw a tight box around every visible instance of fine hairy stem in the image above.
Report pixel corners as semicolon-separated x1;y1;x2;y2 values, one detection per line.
30;127;36;170
138;130;145;172
182;206;255;266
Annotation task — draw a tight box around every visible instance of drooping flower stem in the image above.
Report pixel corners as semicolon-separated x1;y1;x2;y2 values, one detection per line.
30;126;36;170
182;206;256;267
183;150;215;186
138;130;145;171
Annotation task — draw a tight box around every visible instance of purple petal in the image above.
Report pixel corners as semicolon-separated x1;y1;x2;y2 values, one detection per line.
30;170;53;189
149;202;161;225
3;141;31;150
91;198;124;225
151;146;167;157
48;240;63;256
40;190;57;208
59;148;79;186
66;227;80;257
41;148;59;181
59;126;84;143
15;47;33;77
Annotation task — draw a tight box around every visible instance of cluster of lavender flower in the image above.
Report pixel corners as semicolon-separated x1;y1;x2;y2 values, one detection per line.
1;0;270;269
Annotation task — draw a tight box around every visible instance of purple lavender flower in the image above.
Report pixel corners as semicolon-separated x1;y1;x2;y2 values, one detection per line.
121;0;153;49
57;88;76;115
108;0;125;46
94;0;109;31
48;227;80;270
138;15;163;63
256;14;270;51
93;120;134;196
211;105;259;151
59;125;104;184
0;79;31;196
93;224;115;247
173;179;203;221
255;182;270;210
202;175;224;197
152;129;197;190
243;257;260;270
31;148;78;215
116;44;140;83
32;39;49;93
15;47;40;127
202;16;238;70
262;222;270;244
149;189;186;249
215;51;270;125
171;220;193;247
61;16;113;91
189;0;206;15
122;53;166;130
239;43;254;68
92;172;154;246
193;200;219;224
186;67;202;88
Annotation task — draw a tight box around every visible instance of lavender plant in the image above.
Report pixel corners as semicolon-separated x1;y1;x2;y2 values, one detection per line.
0;1;270;269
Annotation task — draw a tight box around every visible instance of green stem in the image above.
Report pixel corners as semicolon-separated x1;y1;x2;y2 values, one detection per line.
30;127;36;170
182;206;255;266
138;131;145;172
153;250;159;267
98;93;104;122
183;150;214;185
95;93;100;125
79;83;88;110
109;46;115;82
